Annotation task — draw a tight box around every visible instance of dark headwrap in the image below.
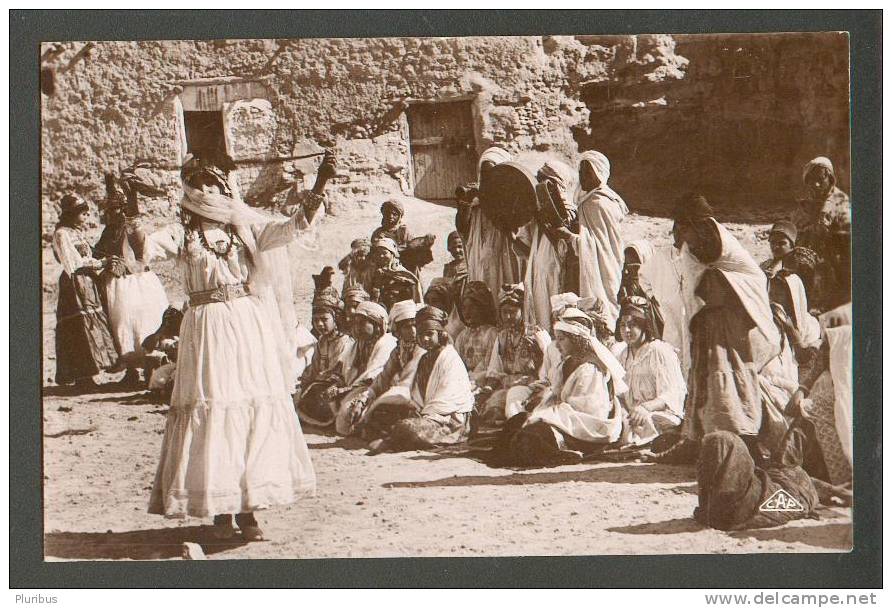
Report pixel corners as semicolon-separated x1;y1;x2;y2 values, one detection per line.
672;193;714;222
57;194;89;227
424;277;454;312
447;231;463;250
459;280;498;326
769;220;798;245
416;305;449;333
499;283;525;309
618;295;660;341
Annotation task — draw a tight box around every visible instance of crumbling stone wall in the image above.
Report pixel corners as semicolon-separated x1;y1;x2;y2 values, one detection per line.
574;33;850;219
40;33;850;230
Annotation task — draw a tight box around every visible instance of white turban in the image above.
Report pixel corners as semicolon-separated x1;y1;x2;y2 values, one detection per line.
478;146;512;179
580;150;611;186
389;300;420;325
550;292;580;314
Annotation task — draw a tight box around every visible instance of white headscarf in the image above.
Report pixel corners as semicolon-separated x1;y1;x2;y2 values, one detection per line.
578;150;629;214
802;156;836;183
389;300;420;325
624;239;654;265
555;309;628;394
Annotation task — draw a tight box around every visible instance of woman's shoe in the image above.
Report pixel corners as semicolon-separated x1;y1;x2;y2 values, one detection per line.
212;514;236;540
235;513;264;541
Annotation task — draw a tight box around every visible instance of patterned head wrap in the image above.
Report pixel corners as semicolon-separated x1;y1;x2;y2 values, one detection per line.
381;198;405;218
769;220;798;245
416;305;449;333
786;246;819;274
617;295;659;341
389;300;420;325
312;289;343;316
553;308;593;338
342;285;371;307
802;157;836;184
538;159;577;197
672;193;715;222
354;301;389;334
459;280;498;326
499;283;525;308
372;236;399;257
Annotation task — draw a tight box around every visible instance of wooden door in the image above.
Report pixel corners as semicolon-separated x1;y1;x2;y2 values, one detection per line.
408;100;477;200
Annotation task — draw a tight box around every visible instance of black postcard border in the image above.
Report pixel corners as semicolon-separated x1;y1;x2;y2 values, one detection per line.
9;9;882;589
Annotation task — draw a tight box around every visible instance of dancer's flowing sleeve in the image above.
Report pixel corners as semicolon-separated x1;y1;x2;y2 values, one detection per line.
255;191;325;252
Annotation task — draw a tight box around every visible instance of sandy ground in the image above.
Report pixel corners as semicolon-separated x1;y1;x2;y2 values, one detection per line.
41;196;852;560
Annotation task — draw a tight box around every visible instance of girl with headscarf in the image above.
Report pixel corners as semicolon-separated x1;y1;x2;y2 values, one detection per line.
613;296;686;448
52;194;119;388
478;283;551;426
143;155;328;540
361;306;475;452
657;194;781;464
523;159;579;329
372;198;435;277
349;300;426;437
296;290;355;427
93;174;170;385
790;157;851;311
331;301;398;435
557;151;628;328
500;309;627;465
459;147;529;309
453;280;500;381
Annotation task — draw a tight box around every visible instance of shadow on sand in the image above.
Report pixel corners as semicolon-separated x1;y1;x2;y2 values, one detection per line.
383;463;696;489
607;517;706;535
729;521;853;551
308;436;369;451
43;382;141;398
44;526;249;560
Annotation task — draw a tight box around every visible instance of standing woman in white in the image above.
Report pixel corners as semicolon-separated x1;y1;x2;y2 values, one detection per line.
146;155;331;540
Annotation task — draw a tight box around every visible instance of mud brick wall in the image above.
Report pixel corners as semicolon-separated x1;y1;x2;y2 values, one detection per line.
40;33;850;231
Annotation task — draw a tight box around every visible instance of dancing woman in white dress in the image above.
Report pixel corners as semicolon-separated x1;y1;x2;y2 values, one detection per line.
145;155;332;540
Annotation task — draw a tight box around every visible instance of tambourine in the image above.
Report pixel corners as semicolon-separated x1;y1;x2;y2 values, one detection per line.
534;179;570;233
478;161;538;233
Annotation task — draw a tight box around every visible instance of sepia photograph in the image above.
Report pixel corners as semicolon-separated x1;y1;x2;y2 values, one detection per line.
33;25;860;565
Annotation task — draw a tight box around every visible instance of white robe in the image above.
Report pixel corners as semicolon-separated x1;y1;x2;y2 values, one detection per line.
410;344;475;418
527;358;624;444
524;224;570;329
572;189;627;326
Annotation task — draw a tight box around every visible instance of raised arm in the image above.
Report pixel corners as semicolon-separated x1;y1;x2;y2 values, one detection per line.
143;223;186;262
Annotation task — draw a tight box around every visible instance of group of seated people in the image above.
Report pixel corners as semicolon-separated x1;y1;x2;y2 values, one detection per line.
288;148;854;532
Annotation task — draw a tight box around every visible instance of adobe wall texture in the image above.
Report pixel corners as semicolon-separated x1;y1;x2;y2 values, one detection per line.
40;33;849;233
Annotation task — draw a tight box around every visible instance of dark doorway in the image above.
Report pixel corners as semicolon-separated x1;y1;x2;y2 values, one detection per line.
407;100;477;201
183;110;227;163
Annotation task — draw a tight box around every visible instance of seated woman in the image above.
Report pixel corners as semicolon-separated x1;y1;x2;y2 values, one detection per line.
346;300;426;436
478;283;551;426
369;236;422;311
538;292;581;382
294;291;354;426
612;297;686;448
330;301;397;435
453;281;500;382
361;306;475;452
500;310;627;465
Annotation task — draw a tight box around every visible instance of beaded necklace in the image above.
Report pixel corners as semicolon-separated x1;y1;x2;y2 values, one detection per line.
197;220;237;258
